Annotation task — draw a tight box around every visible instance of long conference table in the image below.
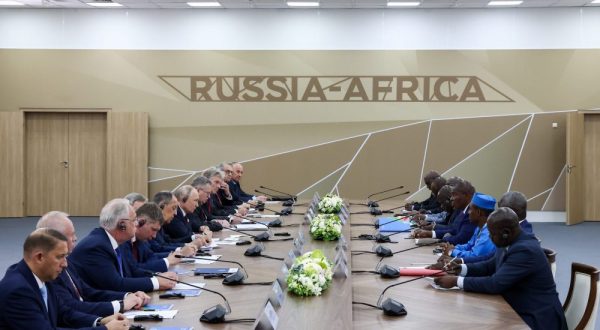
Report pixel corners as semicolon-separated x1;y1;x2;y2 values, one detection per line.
134;201;527;329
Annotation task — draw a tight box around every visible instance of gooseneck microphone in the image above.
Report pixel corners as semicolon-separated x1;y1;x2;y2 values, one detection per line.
244;244;285;261
226;227;293;242
259;185;296;199
364;185;405;207
254;188;295;205
261;206;296;216
353;229;411;243
352;239;440;257
143;270;254;323
352;269;446;316
174;255;249;284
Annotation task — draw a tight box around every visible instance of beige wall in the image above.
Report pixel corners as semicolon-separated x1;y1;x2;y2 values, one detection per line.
2;50;598;211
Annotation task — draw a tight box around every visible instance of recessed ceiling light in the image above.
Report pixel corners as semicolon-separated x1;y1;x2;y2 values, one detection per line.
591;0;600;4
287;1;320;7
488;1;523;6
187;1;222;7
0;0;24;6
387;1;420;7
86;1;123;7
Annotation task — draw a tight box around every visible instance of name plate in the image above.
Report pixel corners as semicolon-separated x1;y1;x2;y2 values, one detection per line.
333;260;349;279
270;279;285;307
254;300;279;330
334;248;348;265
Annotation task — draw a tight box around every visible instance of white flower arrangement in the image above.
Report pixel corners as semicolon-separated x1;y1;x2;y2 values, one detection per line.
309;214;342;241
317;194;344;214
286;250;333;296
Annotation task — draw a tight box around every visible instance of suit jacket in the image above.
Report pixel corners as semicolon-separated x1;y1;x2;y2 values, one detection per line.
413;193;440;211
461;220;536;263
434;207;476;245
163;207;193;243
464;232;567;330
209;194;235;217
119;240;168;273
0;260;103;330
229;180;253;203
70;228;154;292
52;262;124;317
148;228;184;254
192;204;223;232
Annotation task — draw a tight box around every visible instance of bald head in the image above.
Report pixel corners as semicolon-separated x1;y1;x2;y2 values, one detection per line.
488;207;521;247
36;211;77;252
498;191;527;220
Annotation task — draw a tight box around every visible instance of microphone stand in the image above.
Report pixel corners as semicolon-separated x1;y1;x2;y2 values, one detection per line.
144;270;254;323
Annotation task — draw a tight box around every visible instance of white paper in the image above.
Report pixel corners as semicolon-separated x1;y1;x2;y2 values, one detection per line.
173;282;206;290
181;255;221;265
235;224;268;231
215;240;238;245
124;310;178;319
265;201;280;205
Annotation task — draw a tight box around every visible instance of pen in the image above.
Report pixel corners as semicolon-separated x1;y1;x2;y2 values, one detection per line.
142;308;156;311
443;257;457;270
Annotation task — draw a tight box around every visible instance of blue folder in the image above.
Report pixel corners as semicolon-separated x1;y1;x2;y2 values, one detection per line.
377;217;412;233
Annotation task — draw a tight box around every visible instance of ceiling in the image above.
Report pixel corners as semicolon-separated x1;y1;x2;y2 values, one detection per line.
5;0;600;9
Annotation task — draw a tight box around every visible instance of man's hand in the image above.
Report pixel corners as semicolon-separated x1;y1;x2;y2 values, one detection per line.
256;195;267;202
156;272;178;290
122;293;142;311
191;236;207;249
413;229;432;238
413;214;426;221
102;313;130;329
236;206;248;216
434;275;458;289
443;262;462;275
132;291;151;306
230;215;243;225
166;251;181;266
201;227;213;243
215;219;230;228
180;244;197;257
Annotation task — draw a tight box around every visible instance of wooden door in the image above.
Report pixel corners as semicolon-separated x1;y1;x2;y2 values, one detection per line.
25;113;70;215
583;113;600;221
68;113;107;215
25;112;108;216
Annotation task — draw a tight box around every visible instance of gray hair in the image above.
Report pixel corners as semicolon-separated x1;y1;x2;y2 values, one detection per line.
124;192;147;206
173;185;195;203
153;191;174;210
36;211;70;232
191;176;211;189
99;199;131;230
498;191;527;220
203;168;223;180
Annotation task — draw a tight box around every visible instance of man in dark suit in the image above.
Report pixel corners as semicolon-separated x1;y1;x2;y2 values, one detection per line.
414;179;476;245
230;162;267;203
148;192;200;255
404;170;440;211
435;207;567;330
120;202;184;273
191;175;227;231
164;185;212;244
36;211;149;317
69;199;178;293
0;228;129;329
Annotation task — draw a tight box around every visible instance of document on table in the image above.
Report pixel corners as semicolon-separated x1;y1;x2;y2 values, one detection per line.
235;223;268;231
124;310;178;319
425;277;460;291
182;255;221;264
173;282;206;290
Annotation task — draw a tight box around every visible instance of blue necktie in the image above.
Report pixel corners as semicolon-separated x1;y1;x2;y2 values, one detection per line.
115;248;124;276
40;285;48;311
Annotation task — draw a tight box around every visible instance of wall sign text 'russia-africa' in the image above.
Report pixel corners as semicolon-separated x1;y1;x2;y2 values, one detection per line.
159;76;514;103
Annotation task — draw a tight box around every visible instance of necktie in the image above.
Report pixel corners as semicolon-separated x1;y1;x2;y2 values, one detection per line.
131;241;139;262
65;269;82;301
115;248;124;276
40;285;48;311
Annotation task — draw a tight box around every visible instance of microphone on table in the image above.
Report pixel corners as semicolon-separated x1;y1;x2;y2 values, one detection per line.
143;270;243;324
254;189;294;205
352;269;446;316
231;216;273;236
225;227;293;242
353;239;440;258
259;186;297;206
174;255;250;286
244;244;285;261
354;229;411;243
262;205;295;216
365;185;405;207
366;191;411;215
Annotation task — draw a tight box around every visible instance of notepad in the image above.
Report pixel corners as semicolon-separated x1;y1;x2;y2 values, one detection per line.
143;304;174;311
194;267;238;275
377;217;412;232
234;223;268;231
124;310;178;319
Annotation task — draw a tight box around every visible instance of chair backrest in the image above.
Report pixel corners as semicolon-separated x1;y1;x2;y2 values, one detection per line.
563;262;600;330
543;247;557;280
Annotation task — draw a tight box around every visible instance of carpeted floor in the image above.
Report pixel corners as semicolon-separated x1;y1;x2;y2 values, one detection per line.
1;217;599;328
